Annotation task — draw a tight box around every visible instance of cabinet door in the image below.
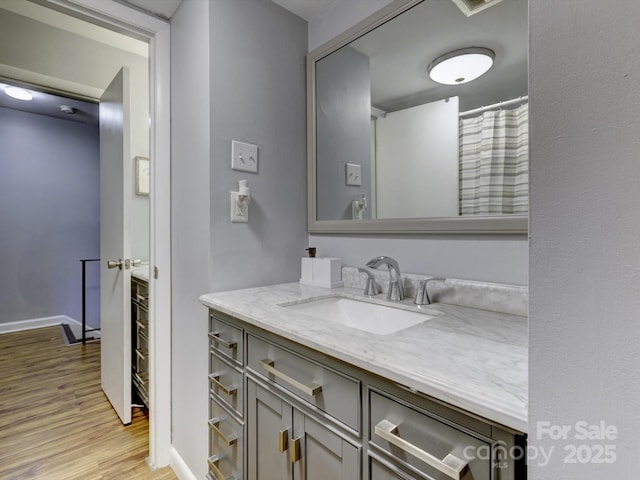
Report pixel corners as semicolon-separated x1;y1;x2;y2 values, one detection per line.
293;412;360;480
248;379;293;480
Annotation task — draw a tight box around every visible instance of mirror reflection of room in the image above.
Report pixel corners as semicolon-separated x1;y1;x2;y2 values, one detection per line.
315;0;528;221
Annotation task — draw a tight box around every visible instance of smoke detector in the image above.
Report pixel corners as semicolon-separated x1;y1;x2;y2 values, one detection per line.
451;0;504;17
60;105;76;114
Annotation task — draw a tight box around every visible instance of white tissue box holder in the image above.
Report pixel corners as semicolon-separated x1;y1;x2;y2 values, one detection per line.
300;257;343;288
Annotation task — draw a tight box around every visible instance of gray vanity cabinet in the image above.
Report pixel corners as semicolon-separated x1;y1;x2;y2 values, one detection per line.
131;277;149;407
207;308;526;480
247;378;360;480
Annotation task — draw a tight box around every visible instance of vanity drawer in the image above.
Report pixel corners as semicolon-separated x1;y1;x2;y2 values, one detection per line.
133;303;149;327
210;352;244;419
208;397;244;480
209;313;244;366
247;334;360;432
131;279;149;307
369;389;492;480
369;455;418;480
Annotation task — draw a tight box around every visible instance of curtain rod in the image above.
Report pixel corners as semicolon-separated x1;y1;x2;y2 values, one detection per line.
459;95;528;118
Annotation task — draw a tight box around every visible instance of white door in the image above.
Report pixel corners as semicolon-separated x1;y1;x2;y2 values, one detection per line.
100;67;132;425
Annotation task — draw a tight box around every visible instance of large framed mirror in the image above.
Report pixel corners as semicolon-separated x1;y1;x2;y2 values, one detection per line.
307;0;528;234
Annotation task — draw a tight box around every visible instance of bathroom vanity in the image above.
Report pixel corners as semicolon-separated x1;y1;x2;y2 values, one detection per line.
200;281;527;480
131;270;150;407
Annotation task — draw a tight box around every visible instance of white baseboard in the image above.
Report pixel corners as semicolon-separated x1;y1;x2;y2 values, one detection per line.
169;447;198;480
0;315;68;334
0;315;101;339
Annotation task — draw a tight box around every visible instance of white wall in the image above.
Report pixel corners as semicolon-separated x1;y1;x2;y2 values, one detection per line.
376;98;459;218
307;0;528;286
170;0;211;476
529;1;640;478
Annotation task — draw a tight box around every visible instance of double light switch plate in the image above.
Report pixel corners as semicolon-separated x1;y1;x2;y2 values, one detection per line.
232;140;258;173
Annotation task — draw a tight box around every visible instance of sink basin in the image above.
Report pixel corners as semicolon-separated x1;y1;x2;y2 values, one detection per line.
281;296;436;335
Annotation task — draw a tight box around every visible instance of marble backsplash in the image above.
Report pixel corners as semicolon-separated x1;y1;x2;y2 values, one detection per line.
342;266;528;317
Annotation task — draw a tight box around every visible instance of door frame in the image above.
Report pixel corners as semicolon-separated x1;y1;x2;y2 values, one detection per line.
41;0;172;468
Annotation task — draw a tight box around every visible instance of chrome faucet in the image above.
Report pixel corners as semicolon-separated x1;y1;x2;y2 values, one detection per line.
414;277;446;306
357;267;379;297
365;256;404;301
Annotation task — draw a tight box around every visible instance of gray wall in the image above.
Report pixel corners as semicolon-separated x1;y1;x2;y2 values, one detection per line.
209;0;308;292
171;0;307;476
170;0;211;476
316;46;372;220
0;107;99;325
529;1;640;477
307;0;528;286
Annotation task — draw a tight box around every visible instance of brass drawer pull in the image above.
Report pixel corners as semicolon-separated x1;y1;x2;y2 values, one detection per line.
209;332;237;349
209;373;237;396
207;454;236;480
278;428;289;453
208;417;238;446
260;359;322;396
291;436;301;464
374;419;468;480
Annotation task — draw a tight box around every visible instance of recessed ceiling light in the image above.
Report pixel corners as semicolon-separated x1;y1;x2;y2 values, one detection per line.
4;86;33;101
427;47;495;85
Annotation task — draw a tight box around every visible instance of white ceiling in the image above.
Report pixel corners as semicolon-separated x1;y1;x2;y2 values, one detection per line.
271;0;336;21
123;0;336;21
346;0;528;112
119;0;183;19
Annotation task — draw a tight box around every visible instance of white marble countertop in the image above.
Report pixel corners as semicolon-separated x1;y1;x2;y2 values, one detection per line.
131;266;150;282
199;282;528;433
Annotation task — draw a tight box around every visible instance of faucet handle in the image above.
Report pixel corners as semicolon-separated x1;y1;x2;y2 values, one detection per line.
414;277;445;306
357;268;379;296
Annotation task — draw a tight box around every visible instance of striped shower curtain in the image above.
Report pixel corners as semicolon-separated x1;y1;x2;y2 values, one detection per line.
458;104;529;215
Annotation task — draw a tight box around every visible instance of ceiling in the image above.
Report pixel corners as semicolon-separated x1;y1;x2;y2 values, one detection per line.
119;0;182;19
0;81;99;125
346;0;528;112
0;0;332;126
121;0;336;22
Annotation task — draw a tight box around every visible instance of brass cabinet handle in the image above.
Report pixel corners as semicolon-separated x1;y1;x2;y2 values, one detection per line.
291;437;302;464
208;417;238;446
209;331;237;349
374;419;468;480
208;373;237;396
259;359;322;396
207;454;236;480
278;428;289;453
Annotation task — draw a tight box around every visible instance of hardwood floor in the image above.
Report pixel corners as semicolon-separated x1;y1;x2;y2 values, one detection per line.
0;327;177;480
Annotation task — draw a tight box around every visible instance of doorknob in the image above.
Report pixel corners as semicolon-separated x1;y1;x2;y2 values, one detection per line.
107;259;131;270
107;259;123;270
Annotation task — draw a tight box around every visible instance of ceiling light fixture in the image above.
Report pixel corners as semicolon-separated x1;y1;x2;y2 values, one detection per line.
4;86;33;101
427;47;495;85
60;105;76;114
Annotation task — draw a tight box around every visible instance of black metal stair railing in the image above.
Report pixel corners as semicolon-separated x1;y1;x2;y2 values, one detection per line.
80;258;100;344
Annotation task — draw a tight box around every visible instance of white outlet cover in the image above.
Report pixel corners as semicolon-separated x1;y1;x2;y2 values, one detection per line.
231;140;258;173
345;163;361;186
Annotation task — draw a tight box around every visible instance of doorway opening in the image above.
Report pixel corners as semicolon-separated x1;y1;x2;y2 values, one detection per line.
0;0;172;469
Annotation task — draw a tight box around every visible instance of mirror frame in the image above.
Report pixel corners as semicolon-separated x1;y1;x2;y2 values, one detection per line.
306;0;528;235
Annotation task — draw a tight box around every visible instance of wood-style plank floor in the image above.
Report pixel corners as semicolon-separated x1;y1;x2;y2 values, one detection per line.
0;326;177;480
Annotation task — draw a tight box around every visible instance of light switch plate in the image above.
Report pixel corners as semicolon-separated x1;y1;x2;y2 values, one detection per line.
231;140;258;173
345;163;361;186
